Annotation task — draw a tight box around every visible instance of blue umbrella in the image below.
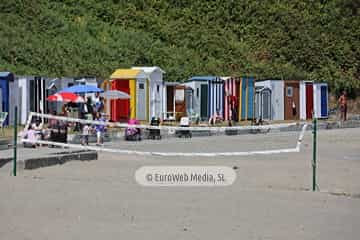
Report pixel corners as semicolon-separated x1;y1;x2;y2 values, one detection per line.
60;85;104;94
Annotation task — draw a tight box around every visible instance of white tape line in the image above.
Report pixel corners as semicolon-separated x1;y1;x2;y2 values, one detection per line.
22;113;307;157
29;112;302;131
296;123;308;150
24;112;34;132
21;138;300;157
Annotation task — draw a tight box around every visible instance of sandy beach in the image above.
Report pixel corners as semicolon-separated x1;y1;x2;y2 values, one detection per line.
0;128;359;239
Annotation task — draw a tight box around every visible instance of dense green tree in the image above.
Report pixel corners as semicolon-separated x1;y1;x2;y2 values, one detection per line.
0;0;359;94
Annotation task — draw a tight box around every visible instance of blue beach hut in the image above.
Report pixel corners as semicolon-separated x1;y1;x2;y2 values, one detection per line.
185;76;224;121
0;72;14;125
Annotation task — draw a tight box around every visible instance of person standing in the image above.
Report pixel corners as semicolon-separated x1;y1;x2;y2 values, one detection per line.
82;97;93;120
93;92;101;113
81;124;90;146
95;96;105;113
93;92;101;106
94;112;106;146
338;91;347;121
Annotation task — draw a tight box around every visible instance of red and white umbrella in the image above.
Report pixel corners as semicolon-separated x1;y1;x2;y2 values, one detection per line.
47;92;85;103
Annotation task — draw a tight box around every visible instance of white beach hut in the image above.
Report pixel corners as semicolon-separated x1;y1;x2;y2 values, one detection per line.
132;66;165;119
255;80;285;121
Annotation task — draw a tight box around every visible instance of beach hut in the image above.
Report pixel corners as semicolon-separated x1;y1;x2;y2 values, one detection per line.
132;66;165;119
300;81;314;120
284;80;300;120
11;76;30;125
14;76;50;123
256;79;327;121
222;77;239;121
12;76;75;124
255;86;272;120
313;83;328;119
73;76;98;87
185;76;209;121
255;80;285;121
300;81;329;120
222;76;256;121
208;78;224;120
0;72;14;125
10;76;51;125
12;76;98;125
163;82;191;121
185;76;224;121
110;69;148;122
239;76;255;121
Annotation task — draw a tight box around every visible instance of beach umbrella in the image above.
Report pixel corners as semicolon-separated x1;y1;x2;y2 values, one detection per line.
60;85;104;94
101;90;131;100
47;92;85;103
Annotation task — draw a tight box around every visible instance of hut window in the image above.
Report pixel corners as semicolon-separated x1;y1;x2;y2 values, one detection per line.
286;87;293;97
139;83;144;89
196;88;199;98
175;89;184;102
157;85;160;93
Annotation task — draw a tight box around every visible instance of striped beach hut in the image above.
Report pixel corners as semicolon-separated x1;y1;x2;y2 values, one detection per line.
300;81;328;120
13;76;75;124
208;78;224;119
222;76;255;121
222;76;239;121
109;69;148;122
239;76;255;121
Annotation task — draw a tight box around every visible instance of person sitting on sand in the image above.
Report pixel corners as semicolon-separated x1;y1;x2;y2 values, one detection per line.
23;125;37;148
32;118;44;141
209;109;223;125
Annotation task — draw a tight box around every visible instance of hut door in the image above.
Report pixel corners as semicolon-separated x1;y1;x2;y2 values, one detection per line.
155;84;161;118
30;79;41;113
255;90;260;120
262;89;271;120
247;77;255;120
320;85;327;117
200;84;208;120
0;88;3;112
284;82;300;120
305;83;313;119
111;80;130;122
136;80;146;121
185;88;193;114
166;86;174;118
0;88;2;112
18;88;22;124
